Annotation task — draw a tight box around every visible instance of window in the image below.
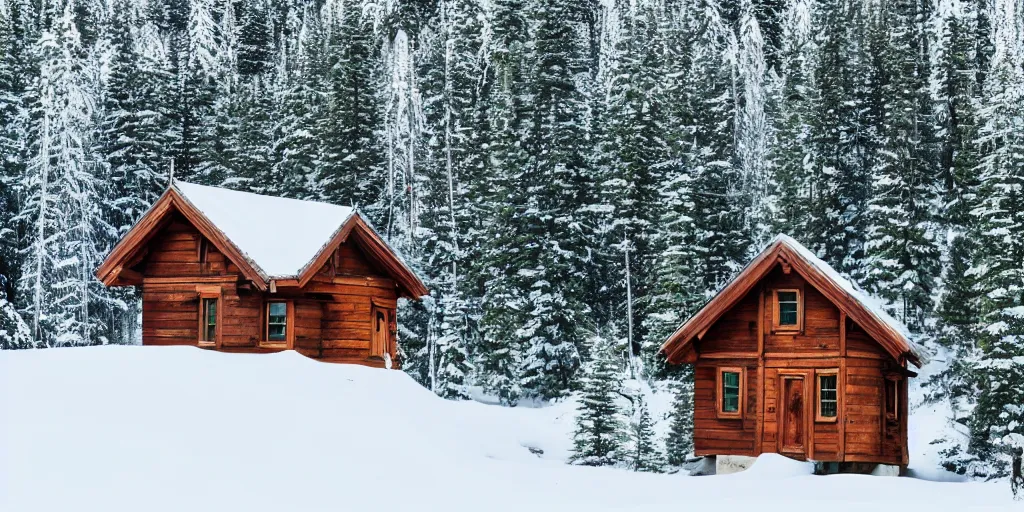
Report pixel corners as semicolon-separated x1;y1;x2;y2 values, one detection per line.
200;298;218;345
716;367;744;419
817;371;838;422
885;378;898;420
266;302;288;343
773;289;802;330
722;372;741;412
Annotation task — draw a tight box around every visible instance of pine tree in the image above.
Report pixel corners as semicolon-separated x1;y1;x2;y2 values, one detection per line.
271;6;326;199
518;0;597;398
599;2;667;366
474;0;531;405
0;0;25;314
628;392;665;472
570;328;626;467
318;0;386;218
665;380;694;466
171;0;219;180
736;0;773;247
771;0;814;238
928;0;984;426
967;0;1024;474
681;3;749;294
641;0;706;373
237;0;272;77
97;1;173;233
16;1;111;347
803;0;871;274
862;0;939;331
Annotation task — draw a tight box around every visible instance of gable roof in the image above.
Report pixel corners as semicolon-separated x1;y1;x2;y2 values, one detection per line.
660;234;924;367
96;182;428;298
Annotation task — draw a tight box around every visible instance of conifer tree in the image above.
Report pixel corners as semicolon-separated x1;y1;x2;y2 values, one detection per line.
628;392;665;473
928;2;984;422
570;328;626;467
237;0;272;77
518;0;597;397
271;7;326;199
474;0;530;405
642;0;706;371
863;0;939;331
771;0;814;238
16;2;113;346
97;1;173;232
803;0;871;274
681;4;749;293
599;2;667;364
0;0;24;311
318;1;386;218
967;0;1024;472
665;380;694;467
736;0;773;246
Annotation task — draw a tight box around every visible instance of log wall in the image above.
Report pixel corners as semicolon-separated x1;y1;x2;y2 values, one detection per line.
690;264;909;466
138;215;399;368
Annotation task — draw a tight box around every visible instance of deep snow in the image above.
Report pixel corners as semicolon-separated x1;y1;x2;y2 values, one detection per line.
0;346;1017;511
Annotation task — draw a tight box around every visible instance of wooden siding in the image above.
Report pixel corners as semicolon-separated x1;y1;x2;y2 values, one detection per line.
696;289;759;356
138;217;399;368
688;263;909;467
693;359;758;456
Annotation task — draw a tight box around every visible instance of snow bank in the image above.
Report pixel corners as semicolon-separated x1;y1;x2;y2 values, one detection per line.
0;346;1014;512
730;453;815;479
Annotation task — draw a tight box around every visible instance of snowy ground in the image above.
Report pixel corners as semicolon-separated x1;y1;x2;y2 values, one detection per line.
1;346;1018;511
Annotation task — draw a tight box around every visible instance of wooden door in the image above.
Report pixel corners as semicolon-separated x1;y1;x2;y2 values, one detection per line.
371;307;388;358
780;376;806;455
370;305;395;360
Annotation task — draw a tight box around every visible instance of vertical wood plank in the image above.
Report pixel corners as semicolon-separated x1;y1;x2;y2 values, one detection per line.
805;372;814;461
839;311;846;460
287;299;296;349
755;285;765;454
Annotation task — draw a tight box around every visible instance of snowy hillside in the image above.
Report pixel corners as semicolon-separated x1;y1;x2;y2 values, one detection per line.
0;346;1014;511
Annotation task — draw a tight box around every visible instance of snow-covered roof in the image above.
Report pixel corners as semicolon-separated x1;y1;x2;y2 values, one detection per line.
173;182;356;278
771;235;908;338
661;234;925;367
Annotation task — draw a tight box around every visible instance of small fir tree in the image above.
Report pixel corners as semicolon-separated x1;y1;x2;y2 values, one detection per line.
665;379;695;467
570;329;626;467
628;392;665;473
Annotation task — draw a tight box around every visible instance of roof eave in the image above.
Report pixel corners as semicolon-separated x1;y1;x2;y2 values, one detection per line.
96;186;270;291
292;213;429;300
660;237;921;368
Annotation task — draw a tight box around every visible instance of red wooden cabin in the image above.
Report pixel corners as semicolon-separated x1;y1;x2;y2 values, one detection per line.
97;182;428;367
660;235;923;473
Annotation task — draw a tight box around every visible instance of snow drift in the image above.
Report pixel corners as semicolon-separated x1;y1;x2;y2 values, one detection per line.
0;346;1014;511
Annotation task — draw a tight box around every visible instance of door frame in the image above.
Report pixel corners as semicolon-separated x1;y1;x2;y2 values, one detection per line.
370;299;397;360
776;370;813;459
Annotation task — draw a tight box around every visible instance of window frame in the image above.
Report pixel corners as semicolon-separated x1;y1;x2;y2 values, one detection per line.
198;293;220;348
716;367;745;420
884;377;899;422
772;288;803;332
815;369;839;423
261;300;294;349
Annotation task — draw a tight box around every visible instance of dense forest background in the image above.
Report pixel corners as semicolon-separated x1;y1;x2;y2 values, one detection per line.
1;0;1022;476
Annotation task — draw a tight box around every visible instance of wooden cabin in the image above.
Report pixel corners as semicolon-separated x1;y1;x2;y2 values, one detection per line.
660;235;923;473
96;182;428;367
